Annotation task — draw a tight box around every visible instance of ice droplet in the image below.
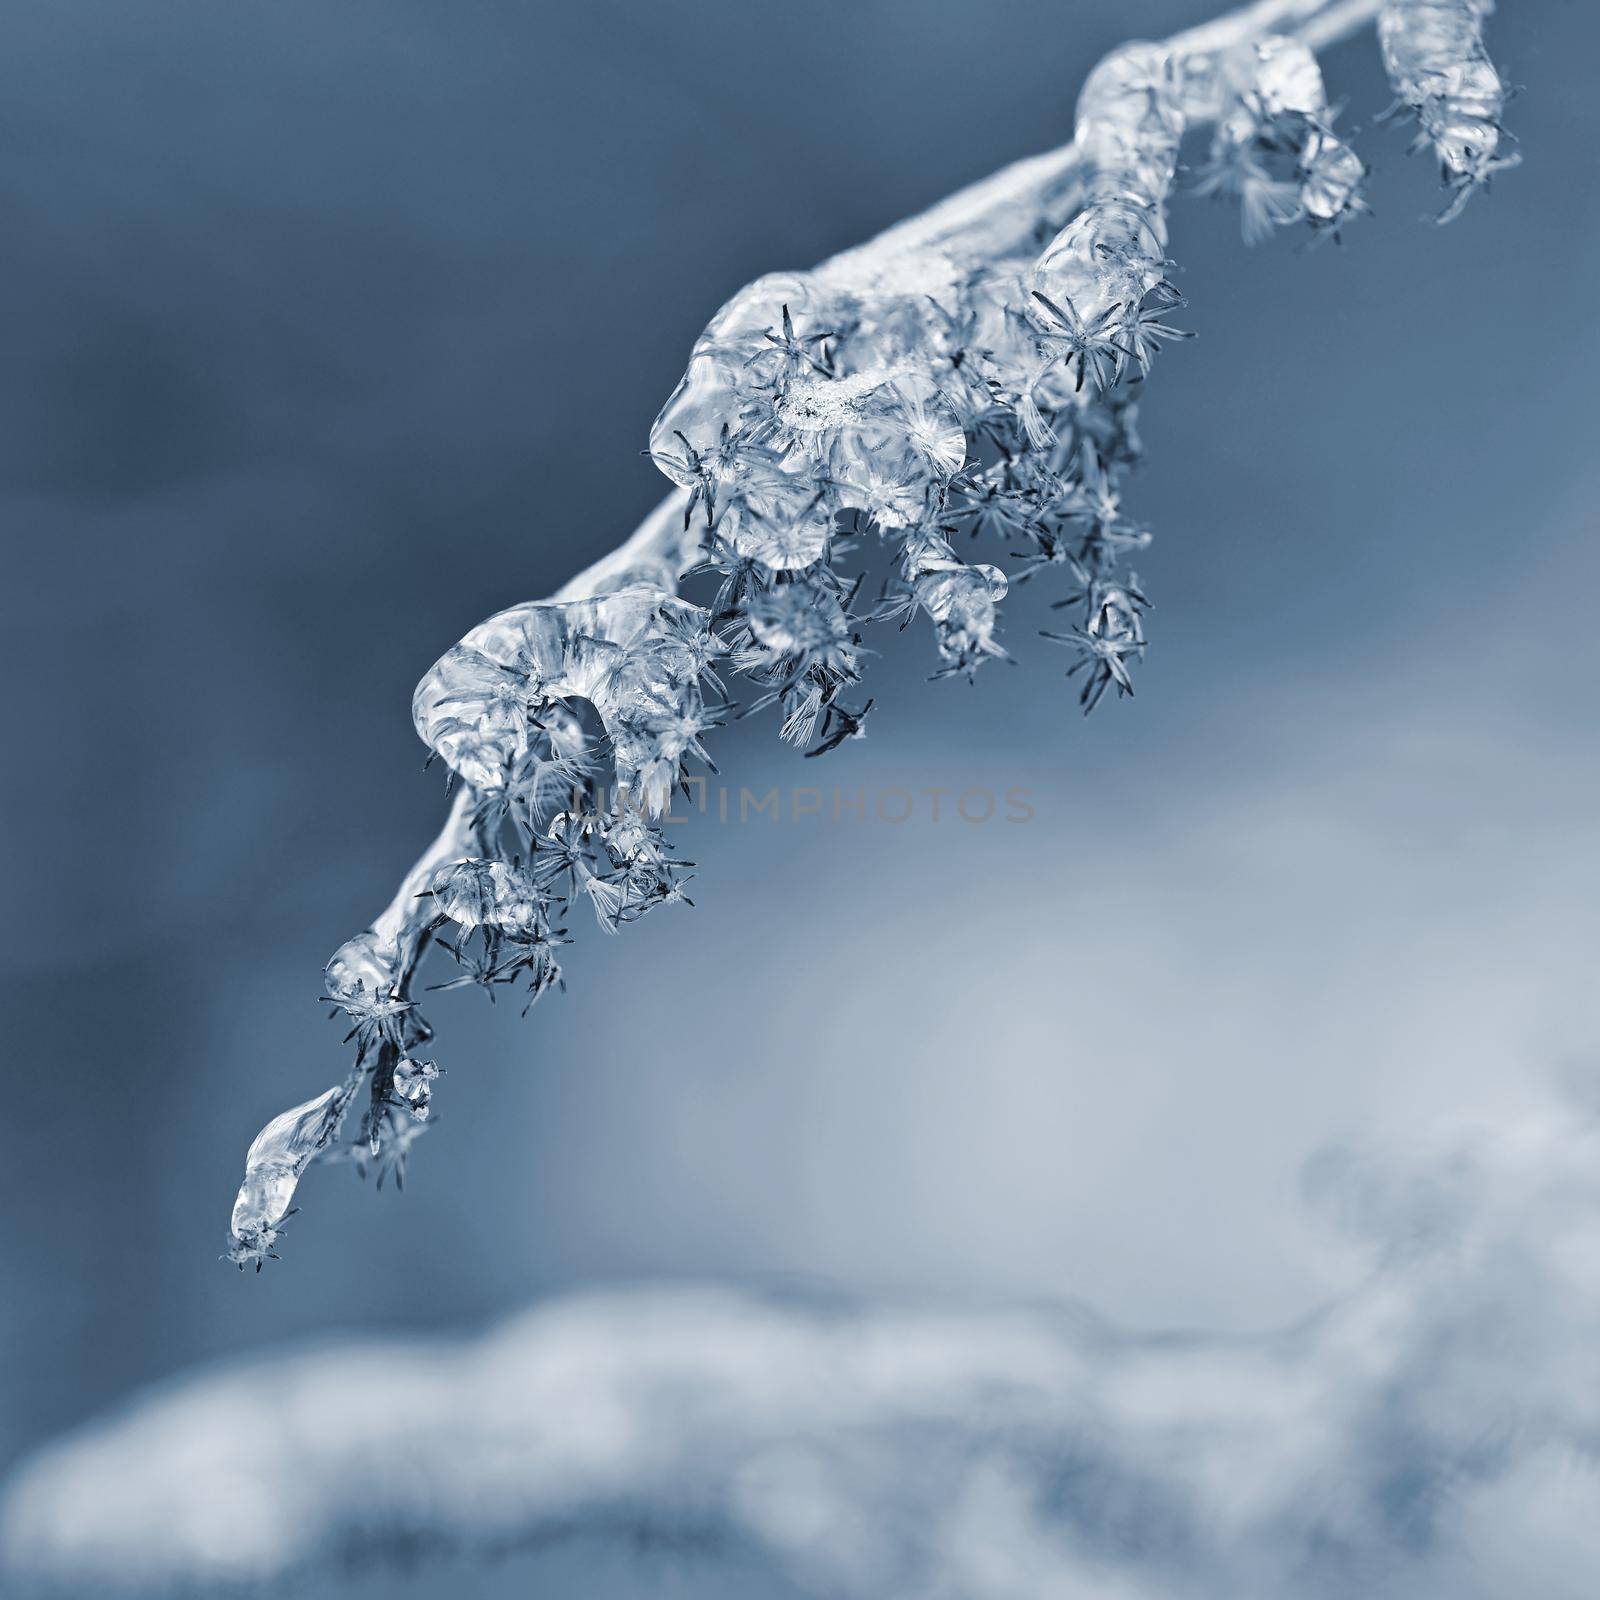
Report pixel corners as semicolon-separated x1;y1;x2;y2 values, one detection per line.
324;931;395;1004
391;1058;439;1122
429;858;546;935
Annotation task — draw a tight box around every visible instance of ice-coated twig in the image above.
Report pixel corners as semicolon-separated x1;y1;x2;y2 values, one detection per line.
27;1086;1600;1596
224;0;1511;1266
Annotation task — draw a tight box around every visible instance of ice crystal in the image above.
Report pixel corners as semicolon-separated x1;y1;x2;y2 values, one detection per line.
224;0;1520;1263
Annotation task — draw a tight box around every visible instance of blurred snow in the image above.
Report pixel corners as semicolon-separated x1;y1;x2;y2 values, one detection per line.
8;1077;1600;1598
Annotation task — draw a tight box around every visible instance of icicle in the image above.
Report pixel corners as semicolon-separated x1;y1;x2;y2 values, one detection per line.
226;1087;343;1268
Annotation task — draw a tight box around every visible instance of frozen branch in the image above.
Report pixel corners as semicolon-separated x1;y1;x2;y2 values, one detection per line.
224;0;1514;1266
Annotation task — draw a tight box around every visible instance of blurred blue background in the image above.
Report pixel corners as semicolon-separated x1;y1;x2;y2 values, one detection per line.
0;0;1595;1592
